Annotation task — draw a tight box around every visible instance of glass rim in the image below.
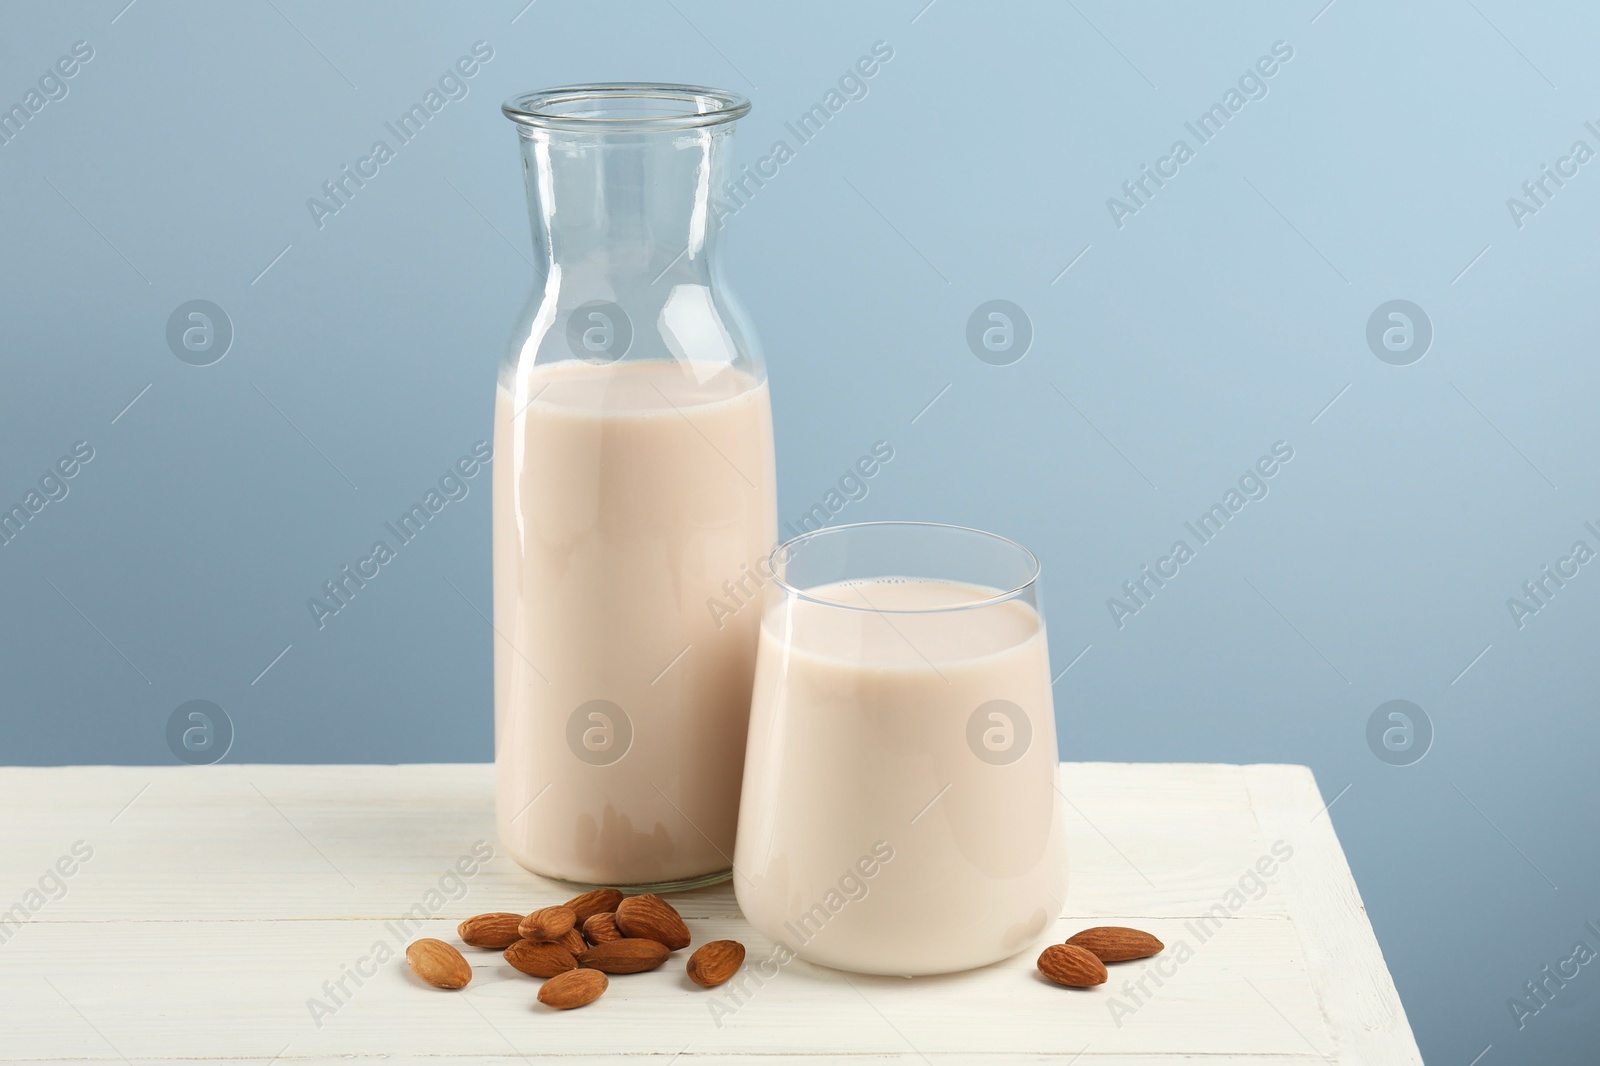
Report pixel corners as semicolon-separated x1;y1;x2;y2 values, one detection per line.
501;82;751;132
767;520;1042;614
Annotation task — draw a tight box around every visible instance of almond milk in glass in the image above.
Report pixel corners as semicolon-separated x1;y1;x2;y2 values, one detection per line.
735;522;1067;974
494;85;775;890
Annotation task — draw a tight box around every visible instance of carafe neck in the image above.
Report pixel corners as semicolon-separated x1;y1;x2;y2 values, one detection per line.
506;86;748;288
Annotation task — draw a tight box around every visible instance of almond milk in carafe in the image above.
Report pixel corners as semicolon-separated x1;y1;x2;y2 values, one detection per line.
493;85;775;889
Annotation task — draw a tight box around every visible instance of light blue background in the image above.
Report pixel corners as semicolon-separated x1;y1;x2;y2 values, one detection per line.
3;1;1597;1061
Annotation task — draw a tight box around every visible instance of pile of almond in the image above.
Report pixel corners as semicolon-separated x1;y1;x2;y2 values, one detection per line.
1037;925;1165;988
405;887;744;1010
408;898;1162;1006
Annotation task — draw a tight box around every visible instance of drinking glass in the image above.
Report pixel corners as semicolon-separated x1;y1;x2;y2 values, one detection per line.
733;521;1066;975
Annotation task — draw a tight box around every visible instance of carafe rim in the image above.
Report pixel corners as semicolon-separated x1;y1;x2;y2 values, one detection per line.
502;82;751;133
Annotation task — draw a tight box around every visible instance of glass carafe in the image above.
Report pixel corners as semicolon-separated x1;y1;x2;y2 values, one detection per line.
493;84;776;890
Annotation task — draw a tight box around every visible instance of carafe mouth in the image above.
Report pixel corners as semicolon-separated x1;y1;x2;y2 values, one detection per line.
502;82;750;132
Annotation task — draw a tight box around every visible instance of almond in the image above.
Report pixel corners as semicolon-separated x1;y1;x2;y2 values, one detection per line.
583;911;622;945
504;938;578;978
564;887;625;924
614;893;690;950
686;939;745;987
518;905;577;942
559;927;587;955
538;967;607;1010
577;937;670;974
457;912;524;950
406;938;471;989
1065;926;1164;963
1037;943;1108;988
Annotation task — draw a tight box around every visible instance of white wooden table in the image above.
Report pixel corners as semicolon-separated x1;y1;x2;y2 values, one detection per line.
1;763;1421;1064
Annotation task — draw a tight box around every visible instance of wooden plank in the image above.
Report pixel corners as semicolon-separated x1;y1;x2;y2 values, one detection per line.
0;764;1292;921
8;916;1321;1059
1245;764;1423;1065
0;763;1419;1062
